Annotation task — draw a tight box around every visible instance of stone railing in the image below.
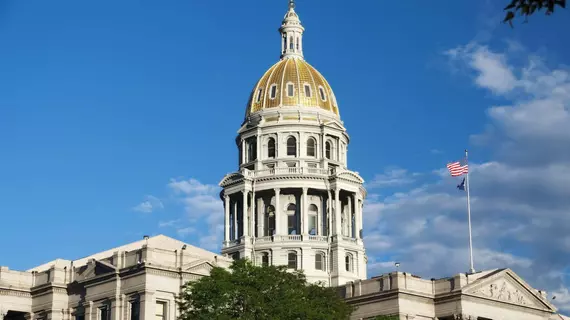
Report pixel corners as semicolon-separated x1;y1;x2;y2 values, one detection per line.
241;166;330;179
224;235;333;247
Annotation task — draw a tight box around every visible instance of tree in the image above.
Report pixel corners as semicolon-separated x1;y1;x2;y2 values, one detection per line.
177;259;355;320
503;0;566;26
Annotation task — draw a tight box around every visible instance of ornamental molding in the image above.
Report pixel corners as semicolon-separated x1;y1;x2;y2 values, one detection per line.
0;288;32;297
145;268;179;279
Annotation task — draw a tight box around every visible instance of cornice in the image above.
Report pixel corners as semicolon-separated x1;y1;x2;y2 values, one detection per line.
0;288;32;297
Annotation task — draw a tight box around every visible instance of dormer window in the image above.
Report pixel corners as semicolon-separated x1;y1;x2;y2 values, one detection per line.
269;84;277;99
287;83;294;97
304;84;311;97
256;88;263;102
319;86;327;101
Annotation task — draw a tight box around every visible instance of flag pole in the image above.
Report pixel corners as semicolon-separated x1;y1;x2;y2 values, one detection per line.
465;149;475;274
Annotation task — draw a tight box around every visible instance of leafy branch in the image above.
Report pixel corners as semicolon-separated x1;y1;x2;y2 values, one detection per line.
503;0;566;26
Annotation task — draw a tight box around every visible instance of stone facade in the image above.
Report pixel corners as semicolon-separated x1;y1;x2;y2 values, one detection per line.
0;235;231;320
339;268;565;320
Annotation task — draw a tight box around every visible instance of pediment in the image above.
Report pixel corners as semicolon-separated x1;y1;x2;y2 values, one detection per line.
335;170;364;184
322;120;345;131
182;260;214;276
463;269;555;311
219;172;245;187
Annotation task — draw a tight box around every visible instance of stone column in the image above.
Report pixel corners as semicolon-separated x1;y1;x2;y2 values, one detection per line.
241;139;246;164
257;197;264;237
347;195;353;238
224;195;230;242
233;200;238;240
139;291;154;320
86;301;94;320
354;194;360;239
302;187;308;235
274;188;281;235
326;190;332;236
242;191;248;237
251;191;256;237
334;188;341;236
111;295;122;320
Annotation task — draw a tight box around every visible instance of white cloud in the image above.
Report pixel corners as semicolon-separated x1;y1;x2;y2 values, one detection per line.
166;178;224;252
366;168;418;189
168;178;219;195
367;41;570;312
445;43;517;94
132;195;163;213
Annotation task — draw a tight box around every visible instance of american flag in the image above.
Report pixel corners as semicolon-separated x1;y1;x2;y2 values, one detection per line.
447;161;468;177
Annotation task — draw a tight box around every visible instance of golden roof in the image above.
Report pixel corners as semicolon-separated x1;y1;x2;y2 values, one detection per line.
245;57;339;117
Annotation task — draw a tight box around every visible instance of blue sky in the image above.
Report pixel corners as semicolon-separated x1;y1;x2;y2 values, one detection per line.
1;0;570;311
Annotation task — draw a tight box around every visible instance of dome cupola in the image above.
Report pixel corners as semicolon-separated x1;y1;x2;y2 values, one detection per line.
245;0;340;119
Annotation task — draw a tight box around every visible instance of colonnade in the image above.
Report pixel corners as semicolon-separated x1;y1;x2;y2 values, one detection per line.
223;187;363;243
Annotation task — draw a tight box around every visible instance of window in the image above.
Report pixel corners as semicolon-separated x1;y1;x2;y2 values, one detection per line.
99;307;109;320
287;203;297;235
261;253;269;266
248;139;257;162
315;253;324;271
287;83;294;97
288;252;297;269
270;84;277;99
231;252;240;260
265;205;275;236
287;137;296;156
256;88;263;102
325;141;331;159
319;87;327;101
296;38;299;50
267;138;275;158
304;84;311;97
130;300;140;320
76;315;85;320
308;204;318;235
155;301;166;320
306;138;316;157
345;254;352;272
289;36;294;49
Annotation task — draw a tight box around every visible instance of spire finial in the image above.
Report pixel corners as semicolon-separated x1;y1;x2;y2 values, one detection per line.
289;0;295;10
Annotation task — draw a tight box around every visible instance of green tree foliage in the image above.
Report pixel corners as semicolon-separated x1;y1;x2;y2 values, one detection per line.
177;259;355;320
503;0;566;26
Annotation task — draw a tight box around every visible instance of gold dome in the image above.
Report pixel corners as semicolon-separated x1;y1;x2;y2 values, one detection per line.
245;57;339;117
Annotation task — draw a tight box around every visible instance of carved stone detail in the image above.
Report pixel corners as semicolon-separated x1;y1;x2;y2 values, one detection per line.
473;280;528;305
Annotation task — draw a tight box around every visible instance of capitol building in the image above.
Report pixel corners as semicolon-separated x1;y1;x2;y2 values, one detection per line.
0;1;567;320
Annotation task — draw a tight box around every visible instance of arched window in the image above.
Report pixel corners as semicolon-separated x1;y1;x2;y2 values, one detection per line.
315;252;324;271
247;139;257;162
325;141;331;159
304;84;311;97
270;84;277;99
288;252;297;269
289;36;294;50
287;203;297;235
256;88;263;102
287;136;296;156
319;86;327;101
308;204;318;235
306;138;316;157
265;205;276;236
267;138;276;158
345;254;353;272
261;252;269;267
287;83;294;97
